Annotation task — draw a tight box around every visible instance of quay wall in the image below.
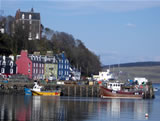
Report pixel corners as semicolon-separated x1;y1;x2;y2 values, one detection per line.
0;82;154;99
0;83;100;97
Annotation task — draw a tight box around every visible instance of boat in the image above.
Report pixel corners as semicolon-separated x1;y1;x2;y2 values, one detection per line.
24;87;32;95
25;81;61;96
100;81;144;99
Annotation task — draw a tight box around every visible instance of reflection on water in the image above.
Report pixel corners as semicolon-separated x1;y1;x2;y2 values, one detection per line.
0;90;159;121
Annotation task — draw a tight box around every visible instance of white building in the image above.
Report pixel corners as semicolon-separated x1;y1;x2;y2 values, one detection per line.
93;69;115;81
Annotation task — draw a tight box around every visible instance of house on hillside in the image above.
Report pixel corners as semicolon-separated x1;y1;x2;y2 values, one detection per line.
0;56;16;78
14;8;41;40
56;52;70;80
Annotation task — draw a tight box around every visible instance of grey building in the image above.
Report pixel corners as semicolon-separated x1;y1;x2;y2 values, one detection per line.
15;8;41;40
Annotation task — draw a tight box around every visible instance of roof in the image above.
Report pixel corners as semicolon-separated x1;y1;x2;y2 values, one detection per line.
20;12;40;20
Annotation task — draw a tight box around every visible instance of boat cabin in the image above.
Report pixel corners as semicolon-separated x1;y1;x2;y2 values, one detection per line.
107;82;124;91
32;81;43;92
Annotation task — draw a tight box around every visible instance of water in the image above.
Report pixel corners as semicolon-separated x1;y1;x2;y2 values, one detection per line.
0;84;160;121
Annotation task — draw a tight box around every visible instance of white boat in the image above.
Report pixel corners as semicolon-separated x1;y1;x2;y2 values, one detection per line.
26;81;61;96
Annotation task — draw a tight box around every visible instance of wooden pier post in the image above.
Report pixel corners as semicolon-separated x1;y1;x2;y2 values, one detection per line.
68;86;70;96
74;86;76;97
86;86;88;97
92;86;94;97
97;86;99;97
80;86;82;97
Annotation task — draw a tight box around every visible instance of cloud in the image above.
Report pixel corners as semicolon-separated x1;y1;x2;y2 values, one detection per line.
127;23;136;27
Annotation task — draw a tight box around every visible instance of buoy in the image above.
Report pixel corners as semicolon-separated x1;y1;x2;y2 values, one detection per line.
145;113;149;117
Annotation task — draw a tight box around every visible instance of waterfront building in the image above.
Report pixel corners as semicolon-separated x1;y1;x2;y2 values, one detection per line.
43;55;58;80
69;67;81;81
16;50;44;79
93;69;115;81
14;8;41;40
0;55;16;78
56;52;70;80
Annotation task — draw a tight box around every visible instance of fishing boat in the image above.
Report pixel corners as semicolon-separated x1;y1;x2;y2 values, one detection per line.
100;81;144;99
25;81;61;96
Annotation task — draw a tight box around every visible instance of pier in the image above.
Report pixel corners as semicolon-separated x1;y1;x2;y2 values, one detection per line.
0;81;154;99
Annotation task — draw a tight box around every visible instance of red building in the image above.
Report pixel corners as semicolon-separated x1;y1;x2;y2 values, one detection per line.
16;50;44;79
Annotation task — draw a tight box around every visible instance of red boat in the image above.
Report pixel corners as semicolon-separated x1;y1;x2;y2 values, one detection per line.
100;82;144;99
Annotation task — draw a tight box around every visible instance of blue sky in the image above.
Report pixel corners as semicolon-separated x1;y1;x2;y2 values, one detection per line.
1;0;160;65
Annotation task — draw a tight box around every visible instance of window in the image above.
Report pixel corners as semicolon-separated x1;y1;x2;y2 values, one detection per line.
29;20;32;24
29;32;31;37
10;69;13;74
22;14;25;19
10;61;13;67
1;68;5;73
28;69;30;73
29;14;32;19
28;63;30;67
22;25;25;29
36;33;39;39
29;25;32;30
33;69;35;73
2;61;6;66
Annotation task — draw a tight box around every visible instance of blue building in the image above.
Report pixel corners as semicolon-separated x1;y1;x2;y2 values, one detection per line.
56;52;70;80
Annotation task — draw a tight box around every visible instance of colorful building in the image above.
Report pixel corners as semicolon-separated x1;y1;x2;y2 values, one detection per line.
56;52;70;80
43;55;58;80
16;50;71;80
16;50;44;79
0;55;16;78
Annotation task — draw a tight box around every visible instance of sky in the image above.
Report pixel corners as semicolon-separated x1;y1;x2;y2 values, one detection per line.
0;0;160;65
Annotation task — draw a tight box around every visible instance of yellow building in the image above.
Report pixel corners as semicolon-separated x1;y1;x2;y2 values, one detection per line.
44;56;58;80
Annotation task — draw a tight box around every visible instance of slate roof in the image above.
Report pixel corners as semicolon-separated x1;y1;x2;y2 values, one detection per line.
20;12;40;20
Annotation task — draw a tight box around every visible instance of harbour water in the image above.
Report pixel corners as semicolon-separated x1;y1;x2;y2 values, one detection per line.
0;84;160;121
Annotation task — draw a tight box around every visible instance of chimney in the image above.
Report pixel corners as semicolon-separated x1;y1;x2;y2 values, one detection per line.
21;50;28;57
31;8;34;12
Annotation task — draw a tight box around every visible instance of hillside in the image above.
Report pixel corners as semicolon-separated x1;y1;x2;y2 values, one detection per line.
103;62;160;83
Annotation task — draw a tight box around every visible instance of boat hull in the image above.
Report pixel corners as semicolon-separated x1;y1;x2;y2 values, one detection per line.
100;86;143;99
24;88;32;95
31;90;60;96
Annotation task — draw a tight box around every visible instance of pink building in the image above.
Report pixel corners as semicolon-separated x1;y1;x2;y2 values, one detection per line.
16;50;44;79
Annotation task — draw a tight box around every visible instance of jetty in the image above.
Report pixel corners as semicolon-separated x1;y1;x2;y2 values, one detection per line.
0;80;154;99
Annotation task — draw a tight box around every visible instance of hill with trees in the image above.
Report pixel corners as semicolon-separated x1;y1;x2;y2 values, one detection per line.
0;15;101;76
103;62;160;83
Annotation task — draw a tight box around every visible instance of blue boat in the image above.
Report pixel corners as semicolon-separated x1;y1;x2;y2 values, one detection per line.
24;87;32;95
